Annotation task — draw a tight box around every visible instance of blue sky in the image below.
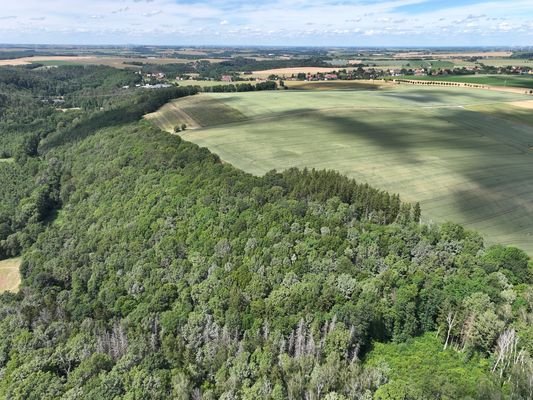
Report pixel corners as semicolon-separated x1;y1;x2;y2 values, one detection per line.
0;0;531;46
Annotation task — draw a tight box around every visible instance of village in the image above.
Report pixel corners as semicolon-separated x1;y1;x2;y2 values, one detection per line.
134;62;532;87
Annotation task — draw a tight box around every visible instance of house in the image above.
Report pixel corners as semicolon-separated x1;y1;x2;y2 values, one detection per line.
389;69;401;77
221;75;232;82
324;74;338;80
142;83;172;89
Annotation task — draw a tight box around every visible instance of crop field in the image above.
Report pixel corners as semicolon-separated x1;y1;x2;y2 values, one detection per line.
145;94;246;130
180;80;233;88
284;80;387;90
392;51;513;59
247;67;354;78
398;74;533;89
378;60;454;68
481;58;533;67
0;258;21;293
150;85;533;253
0;56;227;68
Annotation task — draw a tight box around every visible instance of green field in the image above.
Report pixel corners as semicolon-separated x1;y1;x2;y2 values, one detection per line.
180;79;233;88
284;80;384;90
362;59;456;70
151;86;533;253
32;60;84;67
481;58;533;67
396;74;533;89
145;94;246;129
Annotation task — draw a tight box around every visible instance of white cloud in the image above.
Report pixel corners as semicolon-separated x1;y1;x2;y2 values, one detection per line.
0;0;530;45
143;10;162;17
112;7;129;14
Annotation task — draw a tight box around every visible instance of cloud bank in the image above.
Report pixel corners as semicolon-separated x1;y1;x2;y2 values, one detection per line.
0;0;531;46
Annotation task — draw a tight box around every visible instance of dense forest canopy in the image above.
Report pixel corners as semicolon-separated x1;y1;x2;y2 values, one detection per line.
0;65;531;399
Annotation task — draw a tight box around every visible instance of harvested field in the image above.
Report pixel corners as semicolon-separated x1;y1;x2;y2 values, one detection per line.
392;51;512;59
0;56;227;68
154;85;533;253
248;67;348;78
0;257;21;293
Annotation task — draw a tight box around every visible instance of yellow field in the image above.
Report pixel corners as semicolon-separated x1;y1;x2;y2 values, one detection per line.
0;257;21;293
247;67;348;78
0;56;227;68
392;51;512;59
510;100;533;109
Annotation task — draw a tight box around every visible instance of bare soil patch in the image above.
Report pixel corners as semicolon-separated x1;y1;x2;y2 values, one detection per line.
509;100;533;109
0;257;21;293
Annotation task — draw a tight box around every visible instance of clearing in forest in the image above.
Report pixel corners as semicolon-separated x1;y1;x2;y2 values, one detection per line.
0;257;21;293
150;85;533;253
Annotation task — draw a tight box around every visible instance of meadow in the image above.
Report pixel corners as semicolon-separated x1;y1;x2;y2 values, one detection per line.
150;85;533;253
0;258;21;293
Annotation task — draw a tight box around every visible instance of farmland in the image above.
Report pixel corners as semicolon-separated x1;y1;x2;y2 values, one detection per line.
245;66;353;78
283;79;387;90
0;55;228;68
0;258;21;293
394;74;533;89
145;94;246;129
151;85;533;253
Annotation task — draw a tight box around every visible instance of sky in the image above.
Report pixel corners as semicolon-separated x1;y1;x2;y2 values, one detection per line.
0;0;532;47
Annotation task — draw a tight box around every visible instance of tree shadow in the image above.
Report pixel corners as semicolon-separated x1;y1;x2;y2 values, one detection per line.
285;105;533;250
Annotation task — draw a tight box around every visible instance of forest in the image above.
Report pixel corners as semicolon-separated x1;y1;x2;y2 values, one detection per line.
0;65;531;399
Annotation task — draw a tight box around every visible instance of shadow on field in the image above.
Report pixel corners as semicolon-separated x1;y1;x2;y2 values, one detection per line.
381;88;513;104
381;92;444;104
307;105;533;249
